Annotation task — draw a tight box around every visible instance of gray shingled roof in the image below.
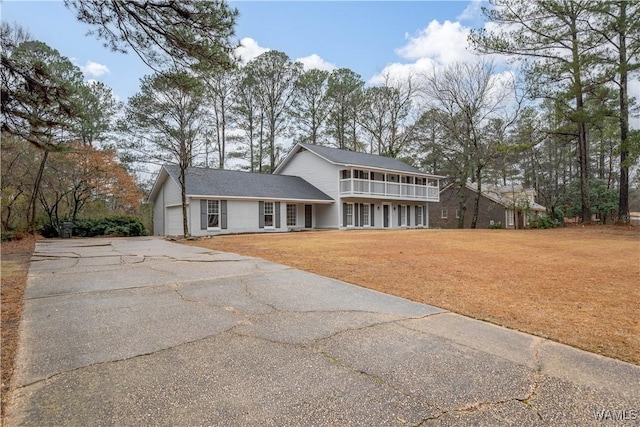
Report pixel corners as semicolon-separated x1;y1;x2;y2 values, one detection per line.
163;165;333;201
298;143;426;174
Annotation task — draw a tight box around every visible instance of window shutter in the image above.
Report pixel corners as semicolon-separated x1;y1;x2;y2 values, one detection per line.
371;204;375;227
398;205;401;226
407;206;411;226
360;204;364;226
342;203;347;227
275;202;281;228
425;204;429;227
221;200;228;229
200;200;207;230
415;205;419;226
259;201;265;229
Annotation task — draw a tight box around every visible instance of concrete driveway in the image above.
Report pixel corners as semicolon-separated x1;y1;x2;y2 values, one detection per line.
5;237;639;426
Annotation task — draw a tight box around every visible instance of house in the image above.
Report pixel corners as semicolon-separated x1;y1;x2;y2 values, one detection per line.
148;166;333;236
274;143;441;230
148;142;442;235
430;183;546;229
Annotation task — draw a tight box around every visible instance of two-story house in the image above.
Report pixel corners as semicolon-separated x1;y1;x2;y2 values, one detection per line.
148;142;441;236
275;143;441;230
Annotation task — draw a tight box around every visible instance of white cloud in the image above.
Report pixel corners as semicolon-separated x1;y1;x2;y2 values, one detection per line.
295;54;336;72
457;0;484;23
235;37;270;65
396;20;477;66
368;57;437;86
80;60;110;77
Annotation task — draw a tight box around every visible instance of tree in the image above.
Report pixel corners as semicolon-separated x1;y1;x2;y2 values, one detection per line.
1;30;86;232
64;0;238;71
290;68;331;145
326;68;364;150
1;135;36;234
360;72;417;157
229;66;264;172
560;178;618;223
37;143;141;232
203;67;237;169
246;51;301;172
470;0;607;223
587;1;640;222
72;80;119;147
120;71;207;236
1;24;80;151
421;60;519;228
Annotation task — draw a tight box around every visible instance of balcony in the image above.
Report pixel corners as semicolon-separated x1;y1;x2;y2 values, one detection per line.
340;178;439;201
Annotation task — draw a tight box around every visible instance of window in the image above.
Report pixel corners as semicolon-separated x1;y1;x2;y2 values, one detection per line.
362;204;370;226
346;203;354;226
264;202;274;227
286;204;297;227
354;169;369;179
207;200;220;228
441;209;448;219
341;170;351;179
416;206;423;226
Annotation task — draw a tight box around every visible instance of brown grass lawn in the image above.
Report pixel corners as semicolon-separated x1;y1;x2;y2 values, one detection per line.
1;236;36;419
185;227;640;365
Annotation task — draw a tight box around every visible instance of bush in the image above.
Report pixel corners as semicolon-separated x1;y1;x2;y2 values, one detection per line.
39;223;59;238
488;221;504;229
41;216;147;238
529;216;557;229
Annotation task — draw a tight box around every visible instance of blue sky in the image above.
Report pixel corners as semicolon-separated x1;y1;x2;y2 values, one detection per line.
2;0;488;101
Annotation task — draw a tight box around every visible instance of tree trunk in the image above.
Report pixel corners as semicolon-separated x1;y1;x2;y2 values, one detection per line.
28;150;49;234
617;0;630;223
179;167;189;237
471;168;482;229
457;184;467;229
571;23;591;224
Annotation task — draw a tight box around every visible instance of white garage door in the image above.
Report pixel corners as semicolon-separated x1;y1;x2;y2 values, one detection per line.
166;206;184;236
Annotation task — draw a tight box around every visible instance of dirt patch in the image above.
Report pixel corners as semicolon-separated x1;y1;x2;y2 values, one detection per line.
185;227;640;365
1;236;36;419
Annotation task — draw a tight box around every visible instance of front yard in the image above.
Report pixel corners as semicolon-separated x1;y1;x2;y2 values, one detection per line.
185;227;640;365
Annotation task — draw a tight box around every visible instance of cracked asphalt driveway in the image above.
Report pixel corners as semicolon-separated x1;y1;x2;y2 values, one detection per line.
6;237;639;426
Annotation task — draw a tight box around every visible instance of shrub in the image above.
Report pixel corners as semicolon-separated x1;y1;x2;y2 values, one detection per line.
40;216;147;238
39;223;59;238
529;216;557;229
488;221;504;229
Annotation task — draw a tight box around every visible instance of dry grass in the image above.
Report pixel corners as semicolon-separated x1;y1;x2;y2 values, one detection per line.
1;236;36;420
185;227;640;365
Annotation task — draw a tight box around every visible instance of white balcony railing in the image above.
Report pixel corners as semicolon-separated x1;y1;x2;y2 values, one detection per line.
340;178;439;201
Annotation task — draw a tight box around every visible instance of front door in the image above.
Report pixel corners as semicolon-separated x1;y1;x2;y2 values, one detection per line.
383;204;390;228
304;205;312;228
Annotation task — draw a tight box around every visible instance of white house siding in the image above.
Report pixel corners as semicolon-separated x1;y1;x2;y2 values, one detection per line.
277;149;341;229
154;176;183;236
153;186;164;235
189;198;304;236
340;199;430;229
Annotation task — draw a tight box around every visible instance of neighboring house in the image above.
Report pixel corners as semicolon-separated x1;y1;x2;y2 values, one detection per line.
148;142;442;235
430;183;546;229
